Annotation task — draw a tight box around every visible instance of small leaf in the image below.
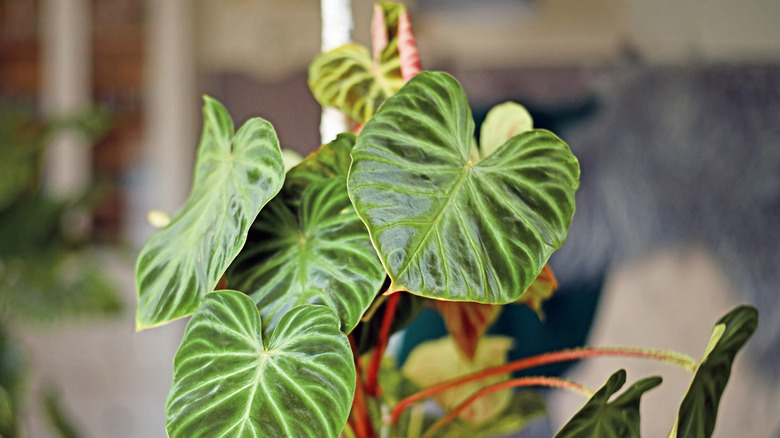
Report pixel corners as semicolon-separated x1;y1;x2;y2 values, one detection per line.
135;97;284;330
228;178;385;336
348;72;579;304
166;291;355;438
479;101;533;159
434;301;502;360
517;264;558;320
674;306;758;438
403;336;514;424
555;370;662;438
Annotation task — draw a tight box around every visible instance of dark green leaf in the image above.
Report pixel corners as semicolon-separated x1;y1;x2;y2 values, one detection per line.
228;177;385;336
555;370;662;438
348;72;579;303
135;97;284;330
282;132;356;205
166;291;355;438
350;290;426;355
674;306;758;438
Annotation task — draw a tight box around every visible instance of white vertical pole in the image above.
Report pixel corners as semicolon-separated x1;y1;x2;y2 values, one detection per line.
131;0;198;245
40;0;92;198
319;0;353;144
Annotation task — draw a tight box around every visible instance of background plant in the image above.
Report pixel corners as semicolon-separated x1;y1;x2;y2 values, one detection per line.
135;3;758;437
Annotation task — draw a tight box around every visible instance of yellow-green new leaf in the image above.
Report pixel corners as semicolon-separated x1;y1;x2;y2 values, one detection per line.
166;291;355;437
479;101;534;159
135;97;284;330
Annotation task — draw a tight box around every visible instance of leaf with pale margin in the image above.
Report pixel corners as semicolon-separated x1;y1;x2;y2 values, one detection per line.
135;97;284;330
672;305;758;438
228;178;385;336
166;291;355;438
348;72;579;303
479;101;534;159
555;370;662;438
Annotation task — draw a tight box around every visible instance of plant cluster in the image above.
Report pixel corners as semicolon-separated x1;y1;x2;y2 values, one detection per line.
135;3;758;437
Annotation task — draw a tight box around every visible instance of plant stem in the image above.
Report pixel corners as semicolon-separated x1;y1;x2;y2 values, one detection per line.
349;336;378;438
366;293;401;396
420;377;593;438
390;346;695;424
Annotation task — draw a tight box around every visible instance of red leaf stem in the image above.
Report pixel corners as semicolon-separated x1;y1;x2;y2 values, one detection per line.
349;336;377;438
365;292;401;396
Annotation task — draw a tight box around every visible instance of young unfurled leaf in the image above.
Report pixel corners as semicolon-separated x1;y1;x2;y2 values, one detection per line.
434;301;502;360
308;2;420;124
479;101;534;159
402;336;514;424
348;72;579;305
672;306;758;438
166;291;355;438
135;97;284;330
555;370;662;438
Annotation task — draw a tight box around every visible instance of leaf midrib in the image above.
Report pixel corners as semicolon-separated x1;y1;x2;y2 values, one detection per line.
393;164;471;285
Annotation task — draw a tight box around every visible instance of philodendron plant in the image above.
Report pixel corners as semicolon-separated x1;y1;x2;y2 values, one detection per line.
135;3;758;437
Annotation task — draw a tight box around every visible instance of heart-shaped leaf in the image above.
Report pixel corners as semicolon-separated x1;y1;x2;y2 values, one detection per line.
403;336;514;424
228;177;385;336
348;72;579;303
166;291;355;438
479;101;534;159
555;370;662;438
308;2;419;125
672;305;758;438
135;97;284;330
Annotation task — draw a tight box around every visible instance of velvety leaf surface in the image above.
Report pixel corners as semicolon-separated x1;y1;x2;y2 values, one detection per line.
434;301;502;360
479;101;534;159
166;291;355;438
402;336;514;423
228;178;385;336
674;306;758;438
555;370;662;438
348;72;580;303
135;97;284;330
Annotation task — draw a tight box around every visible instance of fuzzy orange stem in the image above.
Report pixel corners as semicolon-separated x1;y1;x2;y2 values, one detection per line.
365;292;401;396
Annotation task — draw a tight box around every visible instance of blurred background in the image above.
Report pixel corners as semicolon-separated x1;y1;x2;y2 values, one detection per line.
1;0;779;436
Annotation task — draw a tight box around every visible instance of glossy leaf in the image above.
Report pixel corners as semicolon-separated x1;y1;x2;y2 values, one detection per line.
555;370;662;438
403;336;514;423
166;291;355;438
135;97;284;330
282;132;356;204
673;306;758;438
309;2;419;124
479;101;534;159
434;301;502;360
348;72;580;303
228;178;385;336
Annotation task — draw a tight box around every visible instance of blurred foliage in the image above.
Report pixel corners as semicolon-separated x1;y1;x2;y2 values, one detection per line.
0;104;119;437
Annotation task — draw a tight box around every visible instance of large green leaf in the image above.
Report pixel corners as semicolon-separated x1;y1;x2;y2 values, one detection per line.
135;97;284;330
555;370;662;438
166;291;355;437
348;72;579;303
228;177;385;336
673;306;758;438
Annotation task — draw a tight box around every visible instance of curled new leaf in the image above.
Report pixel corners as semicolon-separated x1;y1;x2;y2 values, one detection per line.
555;370;662;438
166;291;355;438
673;305;758;438
348;72;580;304
135;97;284;330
